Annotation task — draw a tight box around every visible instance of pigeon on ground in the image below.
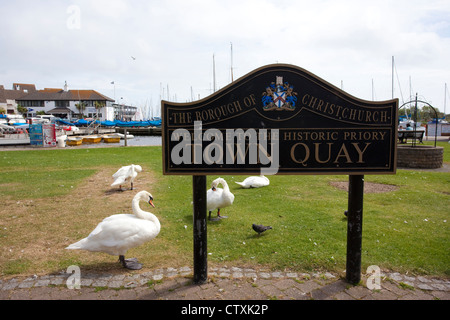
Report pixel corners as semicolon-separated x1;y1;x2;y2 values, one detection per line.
252;224;272;235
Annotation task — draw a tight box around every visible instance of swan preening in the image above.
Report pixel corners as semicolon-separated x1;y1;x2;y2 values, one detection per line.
66;190;160;270
235;175;270;189
111;164;142;191
207;177;235;221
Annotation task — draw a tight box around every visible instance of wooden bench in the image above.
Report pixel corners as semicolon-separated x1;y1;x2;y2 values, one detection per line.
398;130;424;144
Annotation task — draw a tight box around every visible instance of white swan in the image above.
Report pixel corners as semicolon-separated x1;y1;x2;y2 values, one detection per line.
66;190;160;270
207;177;234;221
235;175;269;188
111;164;142;191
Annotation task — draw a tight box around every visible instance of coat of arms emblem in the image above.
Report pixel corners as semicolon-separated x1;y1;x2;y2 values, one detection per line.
262;76;297;111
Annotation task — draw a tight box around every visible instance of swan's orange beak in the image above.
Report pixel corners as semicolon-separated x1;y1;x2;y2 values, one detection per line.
212;186;216;191
148;199;155;208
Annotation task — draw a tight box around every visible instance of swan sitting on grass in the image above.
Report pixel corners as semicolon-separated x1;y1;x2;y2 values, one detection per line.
66;190;160;270
235;175;269;188
207;177;234;221
111;164;142;191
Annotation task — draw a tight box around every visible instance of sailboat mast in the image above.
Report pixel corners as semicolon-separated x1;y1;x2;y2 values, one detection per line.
445;83;447;115
392;56;394;99
372;79;374;101
230;42;234;82
213;54;216;93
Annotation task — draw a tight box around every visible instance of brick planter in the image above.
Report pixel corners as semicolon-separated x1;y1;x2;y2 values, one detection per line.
397;145;444;169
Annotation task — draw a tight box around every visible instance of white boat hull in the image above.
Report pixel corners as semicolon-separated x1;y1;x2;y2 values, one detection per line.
116;133;134;139
0;133;30;145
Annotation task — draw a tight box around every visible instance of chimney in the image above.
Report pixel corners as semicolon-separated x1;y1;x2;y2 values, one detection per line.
64;81;68;92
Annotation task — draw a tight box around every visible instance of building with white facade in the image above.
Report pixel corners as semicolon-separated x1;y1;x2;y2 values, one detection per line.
0;83;36;114
15;82;115;121
1;82;142;122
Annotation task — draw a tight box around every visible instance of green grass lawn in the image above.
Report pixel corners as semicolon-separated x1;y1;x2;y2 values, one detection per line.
0;143;449;277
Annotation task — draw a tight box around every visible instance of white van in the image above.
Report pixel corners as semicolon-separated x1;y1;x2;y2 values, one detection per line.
28;117;49;124
6;114;27;124
36;115;55;122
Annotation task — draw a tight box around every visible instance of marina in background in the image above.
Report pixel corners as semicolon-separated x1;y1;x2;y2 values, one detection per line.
0;113;162;148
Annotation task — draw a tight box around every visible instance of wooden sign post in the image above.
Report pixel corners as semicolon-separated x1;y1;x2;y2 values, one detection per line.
346;174;365;284
162;64;398;284
192;175;207;284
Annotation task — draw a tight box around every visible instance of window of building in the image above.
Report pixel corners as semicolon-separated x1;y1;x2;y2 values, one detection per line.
19;100;44;107
56;101;69;108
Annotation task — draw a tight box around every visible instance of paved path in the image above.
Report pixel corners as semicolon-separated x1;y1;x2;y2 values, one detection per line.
1;266;448;301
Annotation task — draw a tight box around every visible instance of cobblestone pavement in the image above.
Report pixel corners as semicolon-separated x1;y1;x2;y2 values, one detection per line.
0;266;449;300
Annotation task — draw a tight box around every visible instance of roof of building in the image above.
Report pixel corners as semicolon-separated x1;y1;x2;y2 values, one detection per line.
0;87;31;103
46;107;73;114
16;89;114;102
12;83;37;92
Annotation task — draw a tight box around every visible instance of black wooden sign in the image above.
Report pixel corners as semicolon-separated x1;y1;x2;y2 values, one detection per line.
162;64;399;285
162;64;398;176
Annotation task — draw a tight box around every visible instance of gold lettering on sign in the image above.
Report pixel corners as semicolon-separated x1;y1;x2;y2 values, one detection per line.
334;144;352;163
172;112;192;124
301;93;390;124
170;94;257;125
289;141;373;166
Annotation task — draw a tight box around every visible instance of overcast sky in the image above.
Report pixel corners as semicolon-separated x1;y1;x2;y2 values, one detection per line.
1;0;449;117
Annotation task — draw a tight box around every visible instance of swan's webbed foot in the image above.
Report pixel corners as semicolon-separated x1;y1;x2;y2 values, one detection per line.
119;255;142;270
208;211;220;221
217;209;227;219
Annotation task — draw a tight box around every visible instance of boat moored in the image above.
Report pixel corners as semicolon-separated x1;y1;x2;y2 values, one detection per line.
0;123;30;145
82;135;102;144
102;134;121;143
66;136;83;146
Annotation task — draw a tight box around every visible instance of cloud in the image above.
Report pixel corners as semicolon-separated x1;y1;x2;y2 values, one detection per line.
0;0;449;114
